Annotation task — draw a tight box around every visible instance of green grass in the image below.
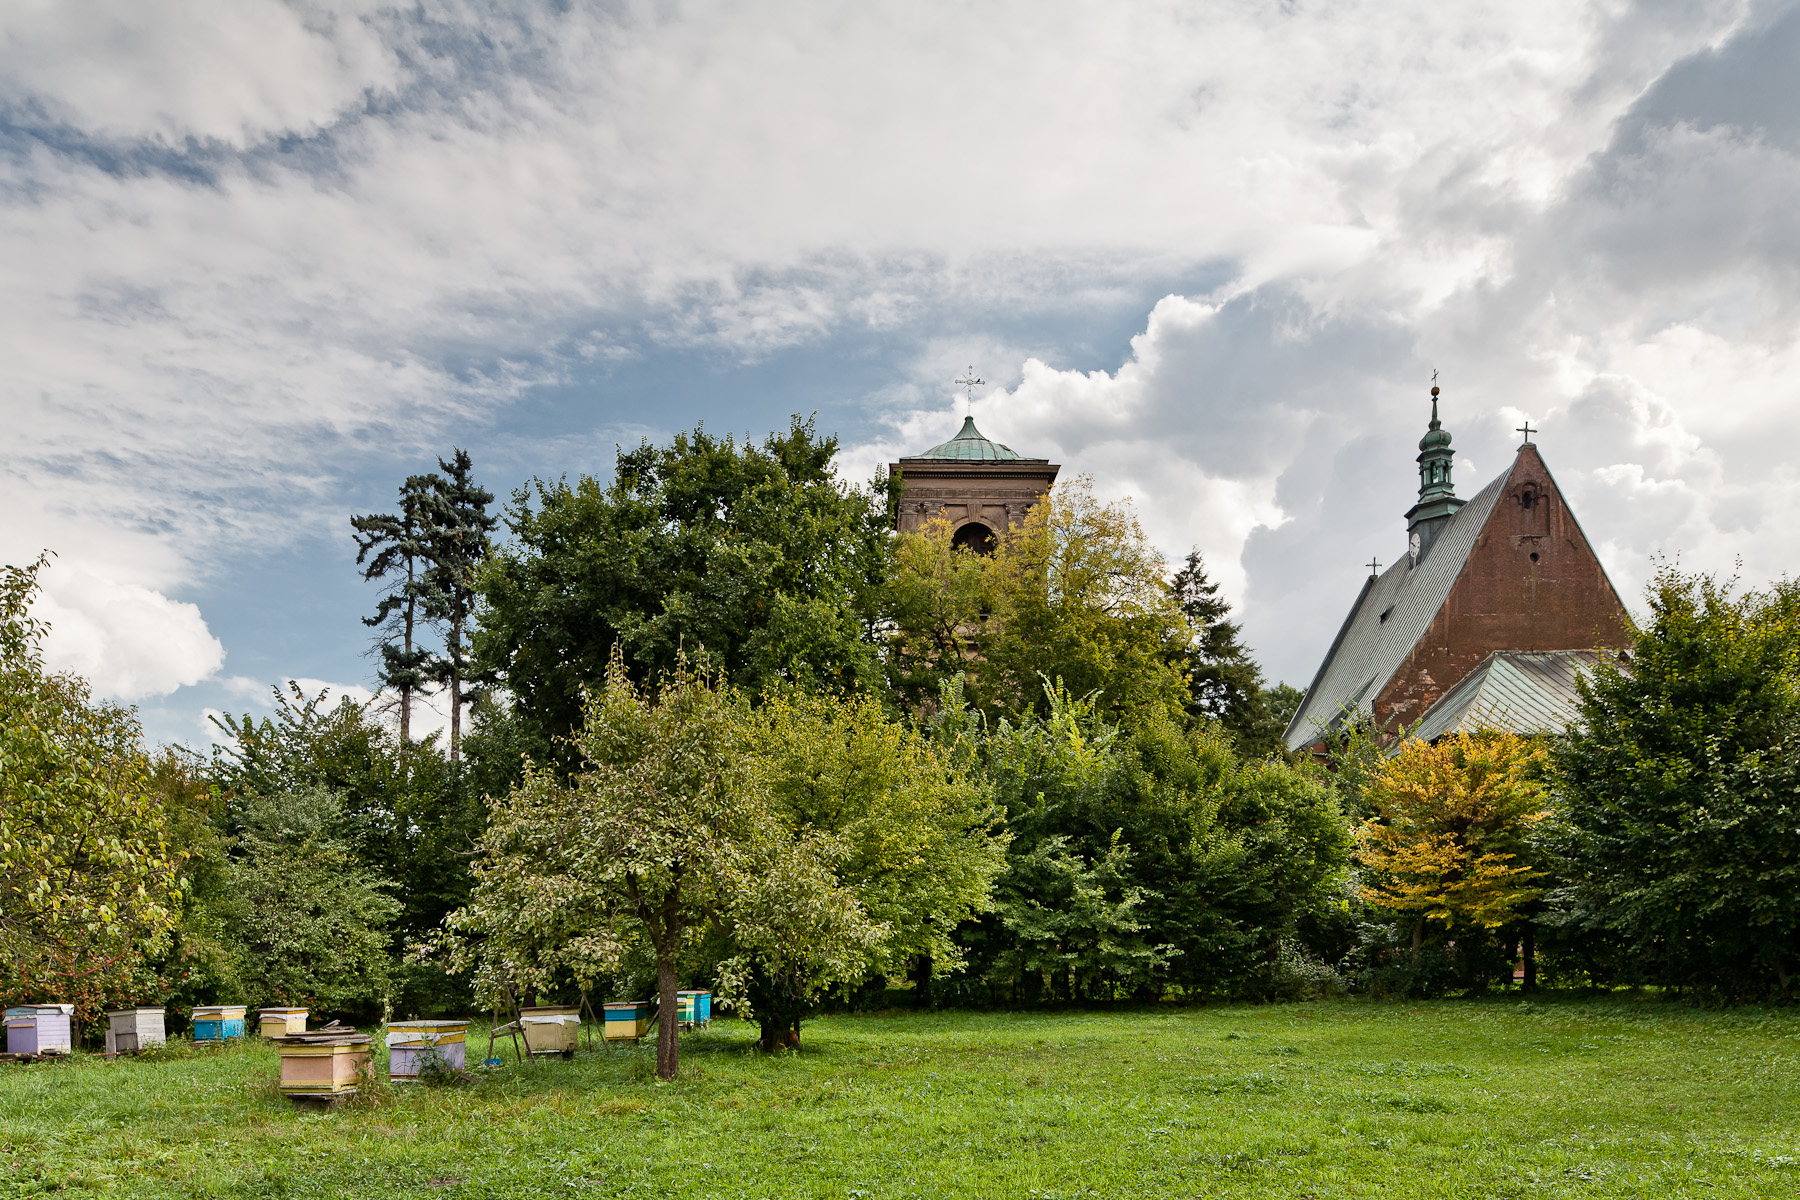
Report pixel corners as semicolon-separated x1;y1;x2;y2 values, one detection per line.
3;999;1799;1198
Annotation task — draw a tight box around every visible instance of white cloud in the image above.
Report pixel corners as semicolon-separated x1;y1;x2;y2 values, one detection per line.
6;0;1800;708
34;563;223;699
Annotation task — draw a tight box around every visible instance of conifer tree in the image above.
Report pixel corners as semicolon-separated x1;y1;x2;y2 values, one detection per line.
352;475;436;742
1170;549;1280;754
419;449;496;761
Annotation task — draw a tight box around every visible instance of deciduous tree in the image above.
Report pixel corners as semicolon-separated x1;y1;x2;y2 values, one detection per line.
0;557;180;1024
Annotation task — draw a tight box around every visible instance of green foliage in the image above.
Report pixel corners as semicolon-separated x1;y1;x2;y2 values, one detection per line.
219;786;401;1017
473;417;892;776
0;556;180;1024
888;477;1189;725
1551;565;1800;998
940;678;1352;1003
1170;549;1284;757
737;689;1009;1035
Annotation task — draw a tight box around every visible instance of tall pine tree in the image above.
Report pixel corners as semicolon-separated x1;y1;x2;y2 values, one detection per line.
352;475;437;743
419;450;496;761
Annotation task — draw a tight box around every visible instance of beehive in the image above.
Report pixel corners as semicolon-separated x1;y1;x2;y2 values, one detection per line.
4;1005;73;1056
603;1001;652;1041
191;1004;248;1043
677;990;712;1029
104;1008;166;1054
385;1020;469;1080
273;1030;372;1100
519;1006;581;1055
257;1008;308;1038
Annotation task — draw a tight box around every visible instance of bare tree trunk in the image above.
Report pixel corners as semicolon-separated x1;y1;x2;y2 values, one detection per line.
400;559;415;744
655;951;679;1080
1522;924;1538;992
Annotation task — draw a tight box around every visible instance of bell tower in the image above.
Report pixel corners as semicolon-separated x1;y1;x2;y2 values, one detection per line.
889;416;1059;549
1404;384;1464;563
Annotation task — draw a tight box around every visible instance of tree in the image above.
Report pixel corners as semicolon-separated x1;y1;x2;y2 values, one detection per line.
474;419;892;777
889;477;1190;725
353;473;437;743
0;556;180;1024
450;652;873;1078
737;689;1009;1042
1169;549;1280;754
418;449;496;761
1356;729;1550;957
208;682;475;1013
1552;566;1800;999
223;786;402;1015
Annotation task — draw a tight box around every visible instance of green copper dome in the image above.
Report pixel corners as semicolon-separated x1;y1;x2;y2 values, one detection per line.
904;416;1023;462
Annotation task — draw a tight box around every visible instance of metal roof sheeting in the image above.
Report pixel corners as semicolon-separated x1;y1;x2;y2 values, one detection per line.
1283;461;1513;750
900;416;1038;462
1406;650;1601;744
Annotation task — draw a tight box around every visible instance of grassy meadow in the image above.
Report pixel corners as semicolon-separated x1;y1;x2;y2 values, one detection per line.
2;999;1798;1199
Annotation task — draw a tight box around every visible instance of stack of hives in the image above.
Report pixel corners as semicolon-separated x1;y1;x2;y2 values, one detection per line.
270;1022;372;1105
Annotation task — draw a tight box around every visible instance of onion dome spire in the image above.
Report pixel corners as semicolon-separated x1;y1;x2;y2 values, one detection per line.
1404;382;1465;562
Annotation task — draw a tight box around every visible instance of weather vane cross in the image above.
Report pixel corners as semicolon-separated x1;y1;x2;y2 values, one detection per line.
1517;419;1537;444
955;366;985;414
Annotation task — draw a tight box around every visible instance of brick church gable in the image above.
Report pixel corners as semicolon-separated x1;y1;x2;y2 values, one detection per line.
1284;399;1631;751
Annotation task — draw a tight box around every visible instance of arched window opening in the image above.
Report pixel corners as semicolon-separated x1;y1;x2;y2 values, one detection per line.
952;521;997;556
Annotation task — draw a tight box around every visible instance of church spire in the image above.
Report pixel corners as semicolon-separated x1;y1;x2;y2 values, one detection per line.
1404;383;1465;562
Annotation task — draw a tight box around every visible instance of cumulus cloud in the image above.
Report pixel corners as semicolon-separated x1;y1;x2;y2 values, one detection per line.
34;564;223;699
4;0;1797;715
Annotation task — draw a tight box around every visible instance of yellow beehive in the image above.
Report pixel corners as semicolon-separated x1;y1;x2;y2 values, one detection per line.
274;1031;372;1100
257;1008;308;1038
519;1005;581;1056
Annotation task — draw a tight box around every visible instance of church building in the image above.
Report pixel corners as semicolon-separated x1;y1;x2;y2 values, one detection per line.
1283;388;1632;753
889;416;1060;551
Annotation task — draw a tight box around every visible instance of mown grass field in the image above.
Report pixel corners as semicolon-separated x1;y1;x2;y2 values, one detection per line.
2;999;1798;1199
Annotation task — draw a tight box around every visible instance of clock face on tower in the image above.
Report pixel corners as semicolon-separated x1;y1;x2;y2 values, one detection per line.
1409;530;1422;564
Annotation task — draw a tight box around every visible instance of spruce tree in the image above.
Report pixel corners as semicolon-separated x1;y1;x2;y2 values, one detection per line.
1169;549;1281;755
352;475;437;743
419;449;496;761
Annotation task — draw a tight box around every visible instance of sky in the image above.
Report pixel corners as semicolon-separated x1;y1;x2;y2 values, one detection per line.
4;0;1799;749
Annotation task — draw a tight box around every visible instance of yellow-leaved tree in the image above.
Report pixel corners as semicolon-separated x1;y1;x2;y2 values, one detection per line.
1356;729;1550;958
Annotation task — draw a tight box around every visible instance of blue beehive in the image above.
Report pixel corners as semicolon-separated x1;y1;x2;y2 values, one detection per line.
191;1004;247;1042
603;1001;651;1041
677;990;712;1028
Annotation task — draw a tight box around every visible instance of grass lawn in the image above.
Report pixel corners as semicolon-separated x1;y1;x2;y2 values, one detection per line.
2;998;1798;1198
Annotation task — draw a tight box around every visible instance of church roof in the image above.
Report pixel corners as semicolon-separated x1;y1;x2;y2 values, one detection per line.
1283;462;1511;750
901;416;1039;462
1406;650;1601;744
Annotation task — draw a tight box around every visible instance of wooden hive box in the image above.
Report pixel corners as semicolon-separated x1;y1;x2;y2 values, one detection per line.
4;1006;73;1056
191;1005;248;1043
257;1009;308;1038
273;1030;372;1100
104;1008;166;1054
385;1020;469;1080
603;1001;652;1041
519;1006;581;1056
677;991;712;1029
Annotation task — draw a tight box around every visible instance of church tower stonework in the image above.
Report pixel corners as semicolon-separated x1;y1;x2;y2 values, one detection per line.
889;416;1059;551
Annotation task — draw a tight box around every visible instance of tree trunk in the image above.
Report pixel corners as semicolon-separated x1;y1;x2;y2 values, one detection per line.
1775;953;1791;1001
655;950;679;1080
447;617;463;762
1410;915;1425;964
910;954;933;1009
399;557;415;744
1522;924;1538;992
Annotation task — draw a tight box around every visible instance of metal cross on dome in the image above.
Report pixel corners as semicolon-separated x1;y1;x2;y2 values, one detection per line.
956;367;985;414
